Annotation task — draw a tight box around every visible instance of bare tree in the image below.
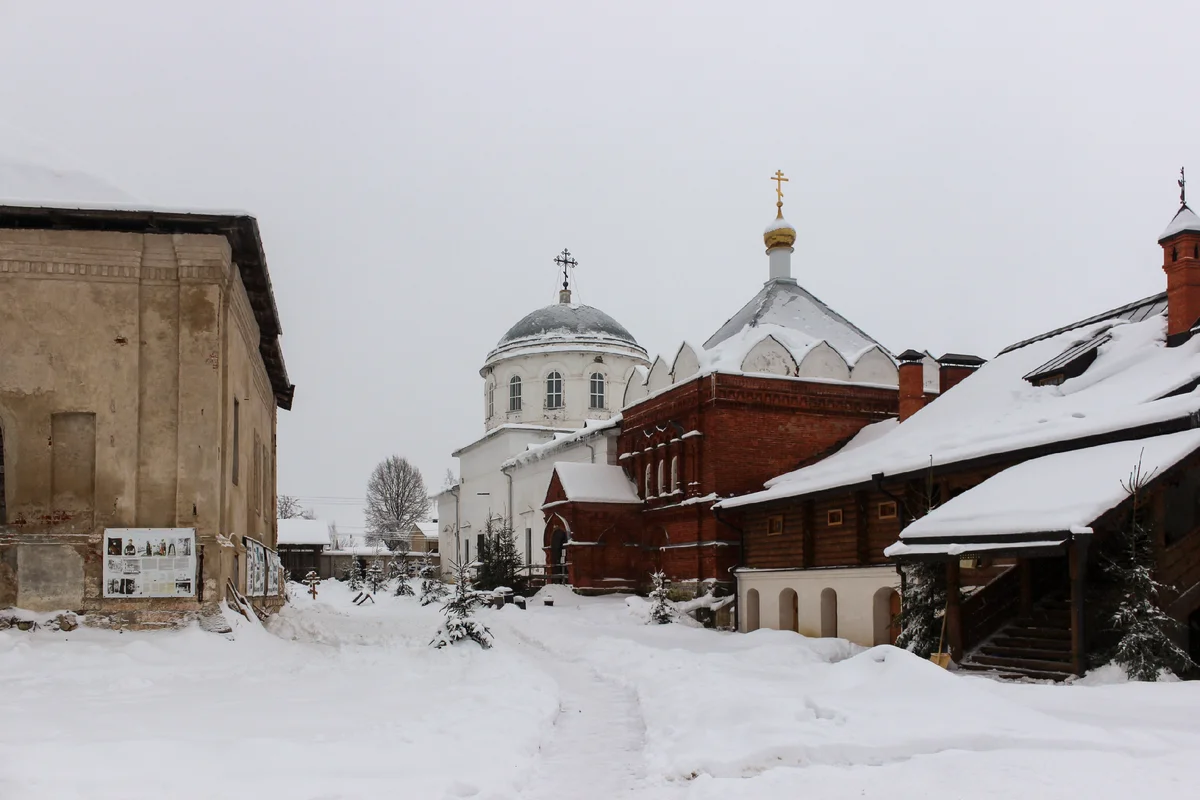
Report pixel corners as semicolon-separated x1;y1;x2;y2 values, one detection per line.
442;468;458;491
365;456;430;551
277;494;316;520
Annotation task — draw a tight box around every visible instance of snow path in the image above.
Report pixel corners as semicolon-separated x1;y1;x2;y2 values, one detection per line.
508;626;656;799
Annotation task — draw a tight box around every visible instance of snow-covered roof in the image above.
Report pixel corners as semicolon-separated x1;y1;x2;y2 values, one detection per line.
276;519;332;547
551;462;641;505
719;299;1200;510
452;423;575;457
0;156;134;207
1159;205;1200;242
704;278;891;362
884;430;1200;558
501;416;622;470
414;522;439;540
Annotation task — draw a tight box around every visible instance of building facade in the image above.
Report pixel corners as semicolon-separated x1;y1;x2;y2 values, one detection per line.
0;203;293;625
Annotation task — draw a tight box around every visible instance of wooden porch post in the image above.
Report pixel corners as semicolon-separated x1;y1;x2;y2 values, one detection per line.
946;559;963;661
1070;532;1093;676
1019;558;1033;619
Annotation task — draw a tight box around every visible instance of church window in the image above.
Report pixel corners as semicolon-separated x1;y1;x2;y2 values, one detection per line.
670;456;679;492
487;382;495;418
589;372;605;409
657;460;665;495
509;376;522;411
231;398;240;486
645;464;653;498
546;371;564;409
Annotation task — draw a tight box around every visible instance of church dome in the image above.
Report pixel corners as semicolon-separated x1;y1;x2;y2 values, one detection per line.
497;303;640;348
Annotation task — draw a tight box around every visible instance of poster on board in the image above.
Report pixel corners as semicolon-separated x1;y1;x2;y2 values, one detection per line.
266;550;280;596
103;529;196;598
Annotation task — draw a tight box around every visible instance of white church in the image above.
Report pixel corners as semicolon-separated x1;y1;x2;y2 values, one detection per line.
434;253;651;574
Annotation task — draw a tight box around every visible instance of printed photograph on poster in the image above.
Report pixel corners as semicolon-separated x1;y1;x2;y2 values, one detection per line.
102;529;197;598
266;549;280;596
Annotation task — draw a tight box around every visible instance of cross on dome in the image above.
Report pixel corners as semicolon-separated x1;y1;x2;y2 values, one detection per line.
1180;166;1187;207
554;248;578;304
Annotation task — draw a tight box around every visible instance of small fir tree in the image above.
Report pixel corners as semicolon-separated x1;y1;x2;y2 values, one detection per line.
1100;457;1194;680
432;559;492;649
366;559;388;594
346;557;365;591
475;517;523;592
648;571;673;624
419;554;448;606
895;562;946;657
394;572;415;597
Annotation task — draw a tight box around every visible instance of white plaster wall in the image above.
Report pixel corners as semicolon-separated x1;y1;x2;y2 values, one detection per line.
796;342;852;381
444;428;561;573
737;567;899;647
850;346;899;385
483;347;647;431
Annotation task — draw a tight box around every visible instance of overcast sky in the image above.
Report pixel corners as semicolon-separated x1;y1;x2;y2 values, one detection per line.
2;1;1198;532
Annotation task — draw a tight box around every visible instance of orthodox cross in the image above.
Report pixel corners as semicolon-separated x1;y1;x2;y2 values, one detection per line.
554;248;577;292
1180;167;1188;207
303;570;320;599
771;169;789;203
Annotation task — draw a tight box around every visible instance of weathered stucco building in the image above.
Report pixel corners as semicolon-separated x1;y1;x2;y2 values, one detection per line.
0;202;294;626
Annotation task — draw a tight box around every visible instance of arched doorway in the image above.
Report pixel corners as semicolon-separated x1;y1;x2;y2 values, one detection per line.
820;588;838;637
745;588;760;632
873;587;901;645
549;528;568;583
779;588;798;633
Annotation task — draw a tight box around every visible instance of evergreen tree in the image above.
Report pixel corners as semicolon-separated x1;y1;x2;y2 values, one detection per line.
432;559;492;649
895;562;946;657
648;571;673;624
346;557;365;591
419;554;448;605
394;572;415;597
1100;458;1194;680
475;517;523;592
366;559;387;594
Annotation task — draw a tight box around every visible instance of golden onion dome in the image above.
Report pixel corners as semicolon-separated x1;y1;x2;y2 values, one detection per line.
763;204;797;250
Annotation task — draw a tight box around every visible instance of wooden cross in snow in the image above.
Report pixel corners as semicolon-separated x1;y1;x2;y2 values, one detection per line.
303;570;320;599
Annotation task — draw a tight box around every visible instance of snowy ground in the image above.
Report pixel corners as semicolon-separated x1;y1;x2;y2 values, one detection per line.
2;583;1199;799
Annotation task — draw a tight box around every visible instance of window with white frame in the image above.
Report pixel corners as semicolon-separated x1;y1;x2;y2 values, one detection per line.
657;460;665;495
487;382;495;417
670;456;679;492
509;375;522;411
589;372;605;409
546;371;564;409
645;463;653;497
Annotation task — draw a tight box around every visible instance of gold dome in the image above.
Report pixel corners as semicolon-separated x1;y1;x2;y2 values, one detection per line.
763;204;797;250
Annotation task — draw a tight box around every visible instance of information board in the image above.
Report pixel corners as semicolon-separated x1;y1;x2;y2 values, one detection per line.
103;528;197;598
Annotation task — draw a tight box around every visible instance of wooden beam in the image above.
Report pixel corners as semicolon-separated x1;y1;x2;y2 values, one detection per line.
1070;532;1092;676
946;559;963;661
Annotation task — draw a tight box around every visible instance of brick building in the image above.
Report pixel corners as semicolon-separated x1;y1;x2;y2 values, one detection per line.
718;195;1200;670
543;182;930;595
0;188;294;626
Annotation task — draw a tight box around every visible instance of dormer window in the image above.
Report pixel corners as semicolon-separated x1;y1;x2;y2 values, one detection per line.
1023;330;1112;387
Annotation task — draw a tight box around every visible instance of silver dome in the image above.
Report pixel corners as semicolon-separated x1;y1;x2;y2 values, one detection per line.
497;303;639;347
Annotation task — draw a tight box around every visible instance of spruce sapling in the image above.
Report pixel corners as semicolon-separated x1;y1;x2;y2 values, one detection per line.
648;571;673;624
432;559;492;649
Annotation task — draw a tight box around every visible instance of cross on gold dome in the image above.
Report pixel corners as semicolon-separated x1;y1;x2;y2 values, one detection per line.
771;170;788;218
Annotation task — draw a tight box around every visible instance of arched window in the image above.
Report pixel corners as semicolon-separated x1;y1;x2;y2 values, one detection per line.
670;456;679;493
545;371;563;409
589;372;605;409
645;463;653;498
508;376;522;412
487;382;495;418
657;460;665;495
745;588;761;632
821;588;838;637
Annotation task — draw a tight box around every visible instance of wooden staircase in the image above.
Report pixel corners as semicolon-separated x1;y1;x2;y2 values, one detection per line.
959;595;1075;681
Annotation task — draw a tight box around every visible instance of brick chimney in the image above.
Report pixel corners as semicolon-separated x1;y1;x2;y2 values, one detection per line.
897;350;927;422
937;353;986;393
1160;173;1200;346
